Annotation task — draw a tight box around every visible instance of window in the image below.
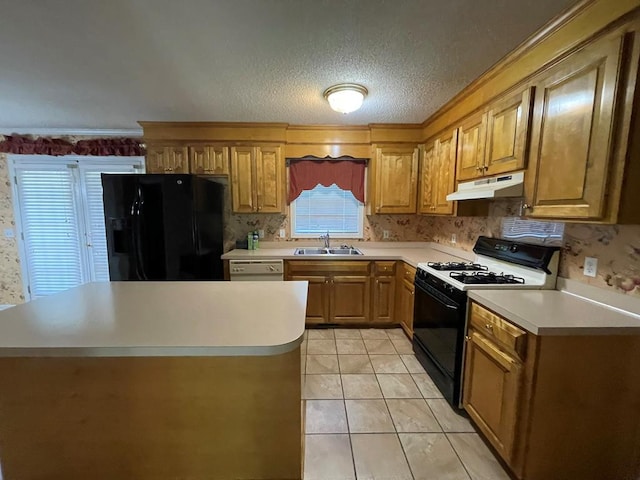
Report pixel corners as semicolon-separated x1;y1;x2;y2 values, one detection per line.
290;183;364;238
10;155;144;299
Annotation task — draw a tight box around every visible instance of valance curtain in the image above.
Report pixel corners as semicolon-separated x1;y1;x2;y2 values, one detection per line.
0;134;145;156
288;159;366;204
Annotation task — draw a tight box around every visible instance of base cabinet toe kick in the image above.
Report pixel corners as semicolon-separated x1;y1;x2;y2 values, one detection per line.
462;301;640;480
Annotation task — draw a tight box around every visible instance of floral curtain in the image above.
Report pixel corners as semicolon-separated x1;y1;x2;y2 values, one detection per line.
288;158;366;204
0;134;145;156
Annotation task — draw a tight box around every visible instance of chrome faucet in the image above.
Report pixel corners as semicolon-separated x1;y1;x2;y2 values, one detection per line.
320;231;330;249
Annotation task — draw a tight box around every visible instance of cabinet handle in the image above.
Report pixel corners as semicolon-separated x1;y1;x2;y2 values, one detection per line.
376;279;379;284
465;335;471;341
483;165;489;171
522;204;531;210
257;206;262;211
411;291;414;296
165;167;173;172
485;323;493;331
476;166;483;171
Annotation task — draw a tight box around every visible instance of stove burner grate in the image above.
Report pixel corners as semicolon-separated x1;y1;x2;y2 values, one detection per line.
449;271;526;285
426;262;488;271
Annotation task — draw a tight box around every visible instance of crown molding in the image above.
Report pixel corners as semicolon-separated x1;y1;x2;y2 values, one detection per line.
0;128;143;137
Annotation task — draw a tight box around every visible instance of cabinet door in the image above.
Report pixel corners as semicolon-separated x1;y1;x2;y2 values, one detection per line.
485;87;533;177
373;146;419;214
146;145;188;174
524;34;625;219
372;275;396;323
290;275;329;324
330;276;371;324
398;277;415;337
463;330;522;461
190;145;229;175
255;145;284;213
456;113;487;181
418;141;437;214
230;146;256;213
433;128;458;215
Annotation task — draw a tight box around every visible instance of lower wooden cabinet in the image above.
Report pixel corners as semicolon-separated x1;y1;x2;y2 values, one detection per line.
285;260;399;326
395;263;416;337
463;329;523;460
372;262;396;323
463;301;640;480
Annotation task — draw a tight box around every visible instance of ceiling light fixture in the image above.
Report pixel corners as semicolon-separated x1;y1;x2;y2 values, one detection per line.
323;83;368;114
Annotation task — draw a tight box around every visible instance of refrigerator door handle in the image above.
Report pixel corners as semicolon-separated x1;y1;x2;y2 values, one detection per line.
133;186;148;280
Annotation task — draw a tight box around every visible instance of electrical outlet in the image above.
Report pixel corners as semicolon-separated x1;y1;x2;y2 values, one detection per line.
383;230;390;239
3;228;14;239
451;234;457;244
279;229;286;238
583;257;598;277
258;229;265;239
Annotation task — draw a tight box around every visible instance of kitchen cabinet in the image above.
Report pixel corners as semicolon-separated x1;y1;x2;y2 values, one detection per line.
285;261;371;325
524;31;626;220
456;88;533;182
462;301;640;480
230;145;284;213
419;128;457;215
372;262;396;323
145;144;189;174
395;263;416;337
371;145;419;214
189;145;229;175
463;304;525;460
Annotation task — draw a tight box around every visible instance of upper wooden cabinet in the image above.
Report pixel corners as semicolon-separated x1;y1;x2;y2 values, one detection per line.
372;146;419;214
419;128;458;215
230;145;284;214
145;145;189;174
189;145;229;175
484;87;533;177
524;32;627;221
456;113;488;181
456;87;533;182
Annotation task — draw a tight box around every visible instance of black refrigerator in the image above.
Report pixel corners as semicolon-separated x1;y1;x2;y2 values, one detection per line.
101;174;225;281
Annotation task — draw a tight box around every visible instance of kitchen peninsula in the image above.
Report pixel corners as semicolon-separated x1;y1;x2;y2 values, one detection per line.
0;281;307;480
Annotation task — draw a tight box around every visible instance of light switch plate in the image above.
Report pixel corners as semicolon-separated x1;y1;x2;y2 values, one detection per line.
583;257;598;277
451;234;457;244
383;230;390;239
258;229;264;239
3;228;15;239
279;229;286;238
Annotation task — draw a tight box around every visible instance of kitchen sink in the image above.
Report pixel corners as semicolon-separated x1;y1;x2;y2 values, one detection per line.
294;247;363;256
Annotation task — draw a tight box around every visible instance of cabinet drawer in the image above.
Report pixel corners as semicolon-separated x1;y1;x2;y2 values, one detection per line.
469;303;527;360
402;263;416;282
286;261;371;276
375;261;396;276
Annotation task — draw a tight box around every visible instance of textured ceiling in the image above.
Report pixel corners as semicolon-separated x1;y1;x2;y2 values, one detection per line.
0;0;577;130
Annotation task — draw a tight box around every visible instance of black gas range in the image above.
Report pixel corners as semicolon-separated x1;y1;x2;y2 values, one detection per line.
412;236;560;408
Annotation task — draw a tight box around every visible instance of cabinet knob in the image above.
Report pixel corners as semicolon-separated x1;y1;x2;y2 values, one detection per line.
257;206;262;211
376;279;379;284
476;166;483;171
411;291;414;296
465;335;471;341
522;204;531;210
485;323;493;331
483;165;489;171
165;167;173;172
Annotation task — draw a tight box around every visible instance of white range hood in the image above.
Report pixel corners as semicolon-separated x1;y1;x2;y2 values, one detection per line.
446;171;524;201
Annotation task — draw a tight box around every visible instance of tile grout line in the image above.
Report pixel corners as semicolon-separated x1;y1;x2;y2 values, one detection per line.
443;432;474;480
335;330;358;480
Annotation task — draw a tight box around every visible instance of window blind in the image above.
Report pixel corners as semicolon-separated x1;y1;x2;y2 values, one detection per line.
291;183;363;237
15;166;84;298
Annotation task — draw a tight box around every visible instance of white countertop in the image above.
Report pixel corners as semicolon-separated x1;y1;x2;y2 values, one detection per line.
221;242;473;268
468;289;640;336
0;281;308;357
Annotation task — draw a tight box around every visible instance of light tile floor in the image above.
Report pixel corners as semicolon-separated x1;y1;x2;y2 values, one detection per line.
302;328;511;480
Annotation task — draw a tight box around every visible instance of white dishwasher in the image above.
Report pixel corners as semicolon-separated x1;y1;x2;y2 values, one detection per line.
229;259;284;281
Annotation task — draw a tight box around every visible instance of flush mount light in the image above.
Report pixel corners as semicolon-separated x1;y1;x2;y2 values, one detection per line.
323;83;368;114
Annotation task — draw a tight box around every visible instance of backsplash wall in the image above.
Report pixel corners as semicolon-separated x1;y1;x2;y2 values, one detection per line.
0;163;638;303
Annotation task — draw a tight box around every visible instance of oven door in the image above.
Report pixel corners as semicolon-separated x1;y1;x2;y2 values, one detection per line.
412;276;466;406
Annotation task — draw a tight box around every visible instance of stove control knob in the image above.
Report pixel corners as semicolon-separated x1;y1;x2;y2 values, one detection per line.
510;245;518;252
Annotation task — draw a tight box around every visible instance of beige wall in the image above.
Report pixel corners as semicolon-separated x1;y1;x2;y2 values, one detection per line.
1;158;639;302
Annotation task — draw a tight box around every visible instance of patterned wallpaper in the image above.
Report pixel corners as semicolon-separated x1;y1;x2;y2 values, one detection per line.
0;165;638;301
0;154;25;304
